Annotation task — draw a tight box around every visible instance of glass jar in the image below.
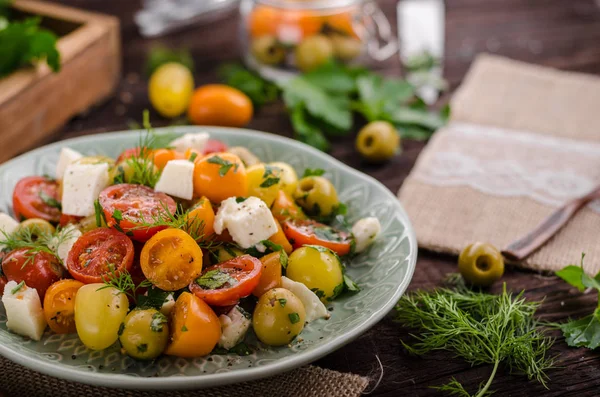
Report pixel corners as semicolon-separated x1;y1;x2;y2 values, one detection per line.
239;0;397;82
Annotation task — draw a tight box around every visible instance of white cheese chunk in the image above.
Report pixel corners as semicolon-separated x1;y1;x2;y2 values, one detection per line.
281;276;330;323
214;197;278;249
351;217;381;253
154;159;194;200
54;225;82;268
0;212;19;237
218;306;251;349
169;132;210;153
2;281;47;341
160;293;175;316
61;163;109;216
55;147;83;180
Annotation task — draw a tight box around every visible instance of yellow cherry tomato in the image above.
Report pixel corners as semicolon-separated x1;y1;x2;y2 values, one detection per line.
286;245;343;303
253;251;283;297
165;292;221;357
17;218;55;237
119;308;169;360
271;190;306;223
246;163;283;206
148;62;195;118
193;153;248;203
152;148;181;169
74;284;129;350
188;85;253;127
253;288;306;346
268;219;293;254
186;196;215;239
43;279;84;334
268;162;298;196
140;228;203;291
293;176;339;217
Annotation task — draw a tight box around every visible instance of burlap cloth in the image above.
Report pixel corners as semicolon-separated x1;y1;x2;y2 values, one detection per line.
0;356;369;397
399;54;600;273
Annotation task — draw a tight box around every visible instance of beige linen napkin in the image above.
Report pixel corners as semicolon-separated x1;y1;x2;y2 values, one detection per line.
399;54;600;273
0;356;369;397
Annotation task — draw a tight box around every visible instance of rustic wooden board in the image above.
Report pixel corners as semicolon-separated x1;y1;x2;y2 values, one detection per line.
0;0;120;163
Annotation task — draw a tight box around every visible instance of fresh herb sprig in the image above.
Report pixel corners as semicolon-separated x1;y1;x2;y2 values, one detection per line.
395;281;555;397
97;267;152;301
125;111;163;188
0;224;77;266
555;253;600;349
218;63;279;108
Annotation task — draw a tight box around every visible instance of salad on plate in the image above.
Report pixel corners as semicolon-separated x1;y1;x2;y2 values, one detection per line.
0;125;381;361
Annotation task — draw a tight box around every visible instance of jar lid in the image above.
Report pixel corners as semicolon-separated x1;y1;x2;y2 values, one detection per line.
257;0;362;10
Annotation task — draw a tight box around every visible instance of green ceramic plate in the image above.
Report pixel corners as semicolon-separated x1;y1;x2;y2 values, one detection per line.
0;127;416;390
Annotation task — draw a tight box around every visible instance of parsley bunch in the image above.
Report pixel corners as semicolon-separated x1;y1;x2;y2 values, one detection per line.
555;253;600;349
0;2;60;78
396;280;554;397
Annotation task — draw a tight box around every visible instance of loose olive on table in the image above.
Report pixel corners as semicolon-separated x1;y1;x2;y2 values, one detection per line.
355;121;401;163
458;242;505;287
293;176;339;217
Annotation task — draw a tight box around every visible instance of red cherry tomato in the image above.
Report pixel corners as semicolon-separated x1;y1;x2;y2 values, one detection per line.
66;228;134;284
282;219;352;256
116;147;141;163
203;139;228;155
98;184;177;242
12;176;61;222
2;248;64;300
189;255;262;306
59;213;83;227
0;276;7;296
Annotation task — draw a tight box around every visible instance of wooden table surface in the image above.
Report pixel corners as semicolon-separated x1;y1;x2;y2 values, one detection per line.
34;0;600;395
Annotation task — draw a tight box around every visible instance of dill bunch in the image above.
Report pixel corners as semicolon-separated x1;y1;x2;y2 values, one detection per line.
395;283;555;397
0;224;78;265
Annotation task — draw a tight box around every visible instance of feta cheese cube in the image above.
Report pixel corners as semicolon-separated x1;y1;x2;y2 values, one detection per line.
53;225;82;268
55;147;83;179
0;212;19;236
169;132;210;153
218;306;251;349
214;197;278;248
160;293;175;316
281;276;330;323
154;159;194;200
351;217;381;253
61;163;109;216
2;281;47;341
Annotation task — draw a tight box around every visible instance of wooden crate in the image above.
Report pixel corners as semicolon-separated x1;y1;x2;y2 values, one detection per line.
0;0;121;162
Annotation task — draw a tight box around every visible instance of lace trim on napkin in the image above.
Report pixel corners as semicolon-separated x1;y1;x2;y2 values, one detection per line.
410;122;600;212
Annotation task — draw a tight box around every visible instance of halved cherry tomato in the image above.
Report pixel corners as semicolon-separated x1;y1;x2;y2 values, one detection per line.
186;197;215;238
43;279;84;334
0;276;7;296
59;214;83;227
283;219;352;256
140;228;203;291
252;251;283;297
203;139;228;154
2;248;63;300
67;228;134;284
271;190;306;223
99;184;177;242
189;255;262;306
269;218;293;254
116;147;141;163
165;292;221;357
13;176;61;222
152;148;180;169
193;153;248;203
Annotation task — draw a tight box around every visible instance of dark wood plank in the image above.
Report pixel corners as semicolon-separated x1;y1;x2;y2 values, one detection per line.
18;0;600;395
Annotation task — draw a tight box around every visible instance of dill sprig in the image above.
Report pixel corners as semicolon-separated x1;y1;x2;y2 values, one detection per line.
97;266;153;301
0;224;78;266
395;282;555;397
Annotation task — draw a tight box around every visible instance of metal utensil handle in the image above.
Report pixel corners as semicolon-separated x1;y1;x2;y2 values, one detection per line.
502;186;600;262
355;1;398;61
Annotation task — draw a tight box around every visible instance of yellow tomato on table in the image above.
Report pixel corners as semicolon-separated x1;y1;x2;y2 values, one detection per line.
148;62;194;118
187;85;253;127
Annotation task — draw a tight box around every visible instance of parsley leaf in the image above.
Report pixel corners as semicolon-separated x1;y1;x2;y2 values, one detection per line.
137;286;170;311
343;274;360;293
207;155;236;177
302;168;325;177
39;190;61;210
290;103;330;151
196;269;237;290
11;280;24;294
219;63;279;108
150;312;167;333
288;312;300;324
145;45;194;76
278;298;287;307
212;341;252;356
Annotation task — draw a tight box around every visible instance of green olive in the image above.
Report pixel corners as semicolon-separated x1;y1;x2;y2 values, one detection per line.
295;34;334;72
17;218;55;238
251;35;286;65
458;242;504;287
293;176;339;217
118;308;169;360
253;288;306;346
355;121;401;163
109;161;158;184
330;34;363;61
